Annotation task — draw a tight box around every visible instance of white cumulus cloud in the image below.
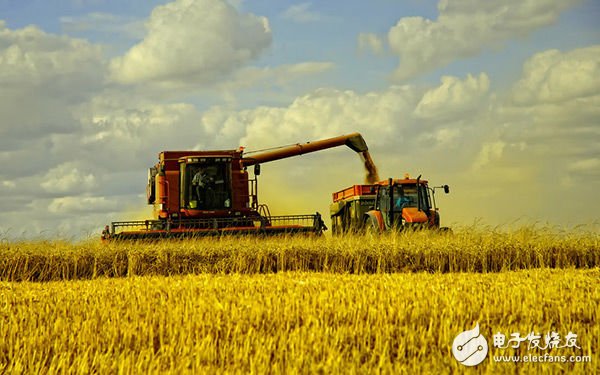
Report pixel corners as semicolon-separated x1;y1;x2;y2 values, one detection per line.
0;21;105;148
48;196;118;214
414;73;490;120
0;20;104;85
109;0;272;84
41;162;96;194
511;45;600;105
386;0;579;80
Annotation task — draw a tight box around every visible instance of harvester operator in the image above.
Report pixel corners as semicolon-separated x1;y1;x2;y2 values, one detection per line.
192;168;213;207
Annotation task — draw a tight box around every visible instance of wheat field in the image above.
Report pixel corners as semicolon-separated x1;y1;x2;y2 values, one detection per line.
1;226;598;282
0;227;598;373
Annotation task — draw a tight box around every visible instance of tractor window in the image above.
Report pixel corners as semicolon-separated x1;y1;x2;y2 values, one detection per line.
379;186;390;211
182;160;231;210
393;184;430;211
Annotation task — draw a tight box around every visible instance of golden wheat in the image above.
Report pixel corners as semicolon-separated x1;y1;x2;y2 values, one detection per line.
0;269;597;374
0;226;598;282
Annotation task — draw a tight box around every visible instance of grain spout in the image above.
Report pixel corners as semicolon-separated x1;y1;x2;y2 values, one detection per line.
360;151;380;184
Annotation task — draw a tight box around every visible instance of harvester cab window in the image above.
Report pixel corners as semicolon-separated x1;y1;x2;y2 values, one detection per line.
182;160;231;210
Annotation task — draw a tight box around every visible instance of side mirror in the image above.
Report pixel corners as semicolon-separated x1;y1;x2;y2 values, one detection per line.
254;164;261;176
444;185;450;194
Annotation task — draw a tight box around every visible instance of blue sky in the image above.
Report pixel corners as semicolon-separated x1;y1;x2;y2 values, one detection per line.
5;1;595;92
2;1;598;93
0;0;599;239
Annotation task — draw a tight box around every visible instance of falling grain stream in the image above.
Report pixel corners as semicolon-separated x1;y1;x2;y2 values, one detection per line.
360;151;380;184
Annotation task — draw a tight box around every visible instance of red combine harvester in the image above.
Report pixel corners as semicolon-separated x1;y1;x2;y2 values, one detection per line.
330;175;450;234
103;133;369;240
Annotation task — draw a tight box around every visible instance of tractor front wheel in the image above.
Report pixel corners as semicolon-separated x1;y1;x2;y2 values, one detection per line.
364;216;381;236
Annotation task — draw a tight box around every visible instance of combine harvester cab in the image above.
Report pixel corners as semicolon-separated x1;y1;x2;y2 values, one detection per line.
330;175;450;234
104;133;370;240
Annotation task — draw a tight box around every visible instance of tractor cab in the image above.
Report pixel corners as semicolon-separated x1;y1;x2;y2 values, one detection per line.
373;176;449;230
